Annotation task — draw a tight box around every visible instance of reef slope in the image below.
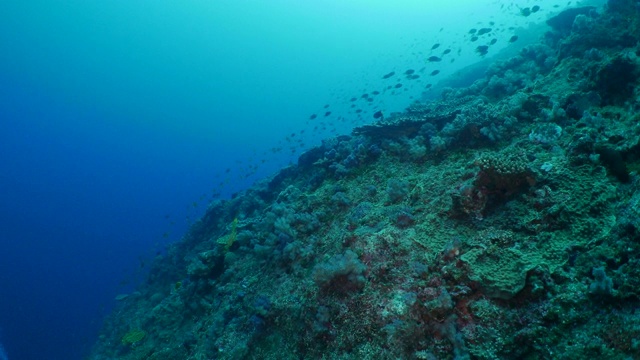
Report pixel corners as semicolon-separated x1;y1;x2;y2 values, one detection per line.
91;2;640;359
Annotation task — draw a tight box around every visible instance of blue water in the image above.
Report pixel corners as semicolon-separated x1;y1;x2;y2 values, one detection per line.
0;1;582;358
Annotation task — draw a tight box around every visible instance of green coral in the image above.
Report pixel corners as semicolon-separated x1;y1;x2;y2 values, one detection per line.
121;329;146;346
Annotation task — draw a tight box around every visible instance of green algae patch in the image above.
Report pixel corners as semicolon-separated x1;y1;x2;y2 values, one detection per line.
216;217;238;252
121;329;146;346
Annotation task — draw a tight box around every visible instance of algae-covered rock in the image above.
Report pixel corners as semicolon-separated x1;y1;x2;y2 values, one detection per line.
185;247;224;281
461;247;531;299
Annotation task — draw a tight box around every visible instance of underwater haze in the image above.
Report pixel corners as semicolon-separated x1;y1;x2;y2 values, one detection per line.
0;1;594;359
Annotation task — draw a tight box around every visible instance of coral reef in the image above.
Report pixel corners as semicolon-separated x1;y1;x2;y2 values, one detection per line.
89;2;640;359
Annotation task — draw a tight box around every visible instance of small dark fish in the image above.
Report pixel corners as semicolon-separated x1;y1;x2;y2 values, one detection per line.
469;28;477;34
443;49;451;55
532;5;540;12
490;38;497;45
373;110;383;119
355;109;362;113
431;43;440;50
430;70;440;76
521;7;531;17
350;97;357;102
382;71;395;79
425;84;432;89
309;114;317;120
361;93;369;98
489;21;495;26
372;90;380;95
405;69;415;75
509;35;519;43
407;74;420;80
324;104;330;109
476;45;489;56
428;56;442;62
367;98;374;102
477;28;492;35
470;36;478;42
394;83;403;88
324;111;331;117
